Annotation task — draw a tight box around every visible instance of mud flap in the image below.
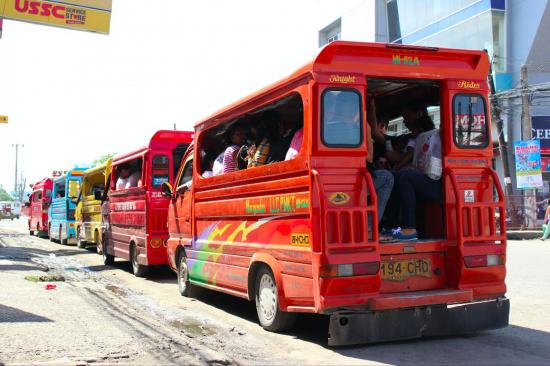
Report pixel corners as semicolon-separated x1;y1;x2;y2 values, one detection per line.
328;298;509;346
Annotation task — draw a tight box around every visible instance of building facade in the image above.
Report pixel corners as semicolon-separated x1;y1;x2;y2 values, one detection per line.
318;0;550;226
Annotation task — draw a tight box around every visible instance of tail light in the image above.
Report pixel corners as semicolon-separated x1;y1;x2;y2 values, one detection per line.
464;255;504;268
320;262;380;278
150;238;163;249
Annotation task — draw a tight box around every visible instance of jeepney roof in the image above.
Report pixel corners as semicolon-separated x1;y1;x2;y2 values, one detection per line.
194;41;489;131
112;130;194;165
84;159;112;177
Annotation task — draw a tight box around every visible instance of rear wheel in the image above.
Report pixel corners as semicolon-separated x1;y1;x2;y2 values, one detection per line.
48;224;54;241
102;235;115;265
255;267;296;332
59;226;68;245
76;227;86;249
131;244;148;277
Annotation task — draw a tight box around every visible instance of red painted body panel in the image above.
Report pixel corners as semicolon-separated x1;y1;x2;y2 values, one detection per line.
28;178;53;234
104;130;193;267
165;42;506;319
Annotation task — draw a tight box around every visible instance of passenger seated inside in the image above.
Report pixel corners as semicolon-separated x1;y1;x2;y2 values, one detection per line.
220;122;246;174
385;103;442;241
116;164;142;189
285;127;303;160
323;91;361;146
201;151;215;177
247;110;283;167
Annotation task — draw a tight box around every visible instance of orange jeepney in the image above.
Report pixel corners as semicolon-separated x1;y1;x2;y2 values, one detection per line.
163;41;509;345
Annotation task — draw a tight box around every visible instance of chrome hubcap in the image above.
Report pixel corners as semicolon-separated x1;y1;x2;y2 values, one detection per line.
259;274;277;322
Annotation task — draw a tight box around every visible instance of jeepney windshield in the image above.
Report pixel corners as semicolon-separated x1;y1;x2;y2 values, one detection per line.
68;179;80;199
322;89;362;147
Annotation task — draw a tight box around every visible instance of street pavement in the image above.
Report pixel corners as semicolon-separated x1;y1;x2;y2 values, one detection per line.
1;218;550;365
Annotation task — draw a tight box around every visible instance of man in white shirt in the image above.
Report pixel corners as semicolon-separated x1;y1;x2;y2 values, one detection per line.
116;164;142;190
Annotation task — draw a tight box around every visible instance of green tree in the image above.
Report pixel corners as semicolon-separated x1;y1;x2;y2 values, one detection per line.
0;186;13;201
92;153;116;167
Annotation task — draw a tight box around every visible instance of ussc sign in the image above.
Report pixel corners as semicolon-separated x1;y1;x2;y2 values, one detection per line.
0;0;111;34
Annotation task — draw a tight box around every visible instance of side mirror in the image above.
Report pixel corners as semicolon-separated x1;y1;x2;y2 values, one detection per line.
94;191;102;200
161;182;173;198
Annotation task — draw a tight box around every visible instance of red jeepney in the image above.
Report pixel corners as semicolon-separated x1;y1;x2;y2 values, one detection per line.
102;130;193;277
28;178;53;237
163;41;509;345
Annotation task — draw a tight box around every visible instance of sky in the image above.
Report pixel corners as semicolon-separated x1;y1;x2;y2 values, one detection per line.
0;0;367;195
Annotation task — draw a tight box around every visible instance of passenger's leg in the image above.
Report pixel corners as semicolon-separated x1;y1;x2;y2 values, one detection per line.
373;169;394;223
382;171;401;230
398;170;443;231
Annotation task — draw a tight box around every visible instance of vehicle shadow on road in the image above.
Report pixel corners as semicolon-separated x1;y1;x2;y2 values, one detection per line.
0;304;53;323
312;325;550;365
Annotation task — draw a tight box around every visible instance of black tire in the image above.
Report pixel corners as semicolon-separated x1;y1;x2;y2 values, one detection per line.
255;267;296;332
76;228;86;249
131;244;148;277
48;225;55;241
60;227;68;245
96;231;103;255
102;237;115;265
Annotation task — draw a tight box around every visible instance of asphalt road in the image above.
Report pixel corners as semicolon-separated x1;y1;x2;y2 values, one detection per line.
1;218;549;365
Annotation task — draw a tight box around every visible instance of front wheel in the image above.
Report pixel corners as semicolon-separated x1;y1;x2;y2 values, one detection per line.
255;267;296;332
131;244;148;277
177;254;198;297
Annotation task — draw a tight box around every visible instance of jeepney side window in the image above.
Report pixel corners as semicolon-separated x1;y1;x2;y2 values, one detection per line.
34;191;42;201
453;94;489;148
322;89;363;147
151;155;170;188
54;181;66;198
68;179;80;199
181;159;193;187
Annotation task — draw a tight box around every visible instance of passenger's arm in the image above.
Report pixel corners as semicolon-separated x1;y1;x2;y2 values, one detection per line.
393;147;414;170
367;99;385;144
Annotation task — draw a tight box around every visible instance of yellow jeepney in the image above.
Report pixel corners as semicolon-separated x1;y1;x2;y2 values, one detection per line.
76;159;111;250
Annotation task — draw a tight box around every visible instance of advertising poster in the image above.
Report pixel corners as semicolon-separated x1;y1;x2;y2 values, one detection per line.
0;0;111;34
514;140;543;189
532;116;550;153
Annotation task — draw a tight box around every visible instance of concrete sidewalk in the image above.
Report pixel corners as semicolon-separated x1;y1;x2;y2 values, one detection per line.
507;230;542;240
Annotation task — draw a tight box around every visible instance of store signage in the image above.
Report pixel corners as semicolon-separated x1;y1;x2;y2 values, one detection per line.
514;140;543;189
0;0;112;34
532;116;550;153
542;157;550;173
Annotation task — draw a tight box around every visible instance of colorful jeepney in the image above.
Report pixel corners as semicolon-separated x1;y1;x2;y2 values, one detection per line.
48;168;86;244
163;41;509;345
75;159;112;249
102;130;193;277
28;178;53;237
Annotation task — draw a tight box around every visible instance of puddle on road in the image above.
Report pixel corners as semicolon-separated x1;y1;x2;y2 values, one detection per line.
169;319;214;337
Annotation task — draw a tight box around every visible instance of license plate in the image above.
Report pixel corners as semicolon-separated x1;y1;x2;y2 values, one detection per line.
381;259;432;281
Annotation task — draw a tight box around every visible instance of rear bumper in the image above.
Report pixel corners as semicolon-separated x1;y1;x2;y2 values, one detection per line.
328;297;509;346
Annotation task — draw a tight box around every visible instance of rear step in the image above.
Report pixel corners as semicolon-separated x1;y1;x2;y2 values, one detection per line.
369;289;473;310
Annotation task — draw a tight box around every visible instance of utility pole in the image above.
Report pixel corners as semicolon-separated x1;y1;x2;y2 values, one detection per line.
12;143;23;198
520;64;536;229
488;61;514;202
173;123;177;131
